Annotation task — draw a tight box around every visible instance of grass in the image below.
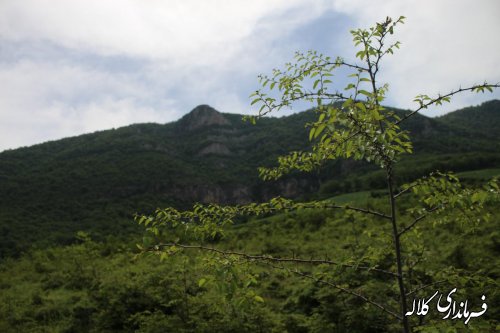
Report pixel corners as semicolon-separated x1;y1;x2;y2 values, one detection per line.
328;190;388;205
456;168;500;180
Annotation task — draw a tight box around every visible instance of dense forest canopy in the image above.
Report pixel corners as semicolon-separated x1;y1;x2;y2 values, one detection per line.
1;101;499;258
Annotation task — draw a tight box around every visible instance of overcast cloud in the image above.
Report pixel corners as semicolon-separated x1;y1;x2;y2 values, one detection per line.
0;0;499;151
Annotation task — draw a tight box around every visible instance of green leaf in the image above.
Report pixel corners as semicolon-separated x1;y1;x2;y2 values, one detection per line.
359;90;372;97
345;83;356;91
356;50;366;59
314;124;326;139
254;295;264;303
309;127;316;141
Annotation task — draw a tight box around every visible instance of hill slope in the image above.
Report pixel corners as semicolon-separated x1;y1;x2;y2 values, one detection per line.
0;101;499;257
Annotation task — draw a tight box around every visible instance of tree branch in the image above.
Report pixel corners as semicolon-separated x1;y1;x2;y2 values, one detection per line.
302;202;391;220
393;184;417;199
150;242;398;277
396;83;500;125
263;261;402;320
255;91;350;117
330;60;369;72
398;206;441;237
406;280;446;297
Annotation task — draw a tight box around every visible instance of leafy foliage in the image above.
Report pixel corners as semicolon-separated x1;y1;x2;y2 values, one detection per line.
1;102;499;258
0;14;499;333
1;197;499;332
135;16;499;333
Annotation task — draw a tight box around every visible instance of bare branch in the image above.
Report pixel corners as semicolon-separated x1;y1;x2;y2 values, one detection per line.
398;206;441;237
406;280;446;297
264;261;402;320
282;58;368;84
302;202;391;220
330;60;369;72
396;83;500;125
150;242;398;277
255;92;349;118
393;184;417;199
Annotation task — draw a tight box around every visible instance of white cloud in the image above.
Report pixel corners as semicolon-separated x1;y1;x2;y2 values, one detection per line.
43;97;176;135
0;0;333;151
0;61;179;151
0;0;327;65
0;95;179;151
211;90;251;116
330;0;500;115
0;0;499;151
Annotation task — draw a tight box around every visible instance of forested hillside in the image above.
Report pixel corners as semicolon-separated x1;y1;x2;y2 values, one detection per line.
0;101;499;332
0;101;499;258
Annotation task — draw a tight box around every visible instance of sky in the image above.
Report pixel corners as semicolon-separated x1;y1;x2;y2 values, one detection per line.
1;0;499;152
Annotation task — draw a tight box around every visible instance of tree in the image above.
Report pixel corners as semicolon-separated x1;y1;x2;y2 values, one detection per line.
136;16;499;332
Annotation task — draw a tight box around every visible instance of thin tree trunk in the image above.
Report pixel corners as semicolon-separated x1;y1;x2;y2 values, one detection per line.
387;166;411;333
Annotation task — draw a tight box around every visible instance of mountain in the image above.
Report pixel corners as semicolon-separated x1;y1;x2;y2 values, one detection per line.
0;101;499;258
438;99;500;135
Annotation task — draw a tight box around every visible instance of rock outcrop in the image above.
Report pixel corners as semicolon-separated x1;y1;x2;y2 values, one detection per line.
179;105;230;131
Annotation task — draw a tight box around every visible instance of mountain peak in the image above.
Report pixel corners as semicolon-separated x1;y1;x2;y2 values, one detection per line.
189;104;218;114
180;105;230;131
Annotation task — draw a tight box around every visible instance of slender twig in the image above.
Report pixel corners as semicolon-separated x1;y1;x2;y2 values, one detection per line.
398;206;441;237
166;199;391;224
270;59;368;86
278;92;349;106
264;261;402;320
331;60;369;72
393;184;417;199
304;203;391;220
256;92;349;117
396;84;500;125
150;243;398;277
406;280;446;297
386;165;411;332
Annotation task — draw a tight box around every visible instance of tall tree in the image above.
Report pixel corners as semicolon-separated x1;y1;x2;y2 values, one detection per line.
136;16;499;332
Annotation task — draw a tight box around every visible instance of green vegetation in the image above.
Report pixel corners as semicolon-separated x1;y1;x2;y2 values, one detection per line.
1;100;500;258
1;200;499;332
0;15;499;333
457;168;500;181
135;16;500;333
